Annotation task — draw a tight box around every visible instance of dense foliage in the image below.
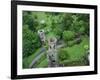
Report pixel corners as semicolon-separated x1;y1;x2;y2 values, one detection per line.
23;25;41;57
63;31;75;41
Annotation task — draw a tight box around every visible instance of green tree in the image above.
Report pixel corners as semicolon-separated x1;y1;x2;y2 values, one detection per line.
23;25;41;58
62;14;73;30
23;11;38;31
71;14;89;34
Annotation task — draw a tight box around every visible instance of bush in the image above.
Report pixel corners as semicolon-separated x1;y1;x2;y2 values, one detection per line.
63;31;75;41
67;40;75;47
84;45;89;50
79;27;85;34
58;48;69;61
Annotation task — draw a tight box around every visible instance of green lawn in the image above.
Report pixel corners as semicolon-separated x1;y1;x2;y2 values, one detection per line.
59;35;89;66
36;58;48;68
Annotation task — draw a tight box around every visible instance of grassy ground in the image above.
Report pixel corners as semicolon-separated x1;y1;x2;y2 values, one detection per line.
59;35;89;66
36;58;48;68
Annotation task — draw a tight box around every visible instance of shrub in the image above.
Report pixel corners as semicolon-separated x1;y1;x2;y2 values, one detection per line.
67;40;75;47
63;31;75;41
84;45;89;50
58;48;69;61
79;27;85;34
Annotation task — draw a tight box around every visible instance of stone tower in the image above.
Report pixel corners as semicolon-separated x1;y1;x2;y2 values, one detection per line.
47;37;58;67
38;29;46;44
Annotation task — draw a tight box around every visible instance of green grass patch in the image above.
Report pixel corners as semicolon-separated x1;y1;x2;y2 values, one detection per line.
58;36;89;66
36;58;48;68
33;53;46;68
23;48;45;68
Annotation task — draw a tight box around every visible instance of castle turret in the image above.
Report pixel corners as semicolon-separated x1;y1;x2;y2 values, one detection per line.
47;37;58;67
